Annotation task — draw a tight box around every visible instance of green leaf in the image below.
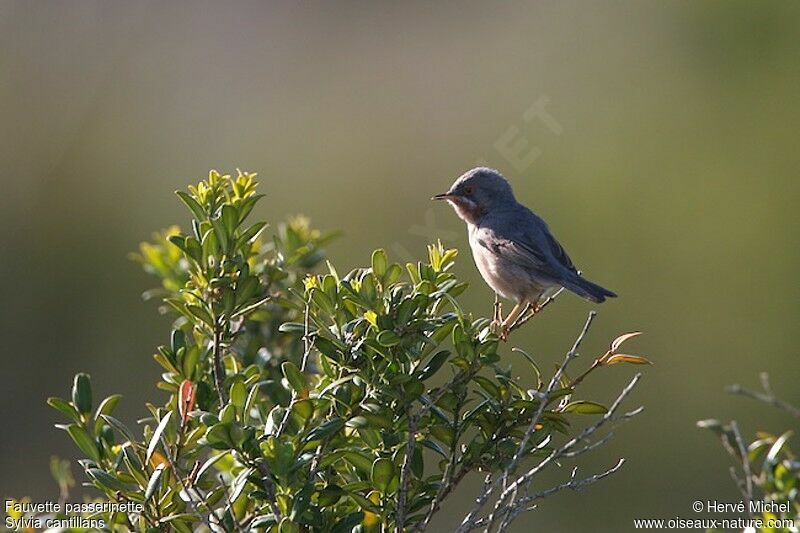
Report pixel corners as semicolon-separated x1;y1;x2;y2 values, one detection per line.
239;221;268;245
65;424;100;463
371;249;388;278
144;463;166;502
384;263;403;286
72;373;92;415
87;468;133;492
342;451;373;474
205;423;234;449
347;491;381;514
187;305;214;327
94;394;122;421
229;377;247;409
181;346;200;380
473;376;500;398
171;329;186;352
371;458;394;492
318;485;344;507
146;411;173;463
47;397;82;424
282;361;309;397
101;415;136;443
293;399;314;422
176;191;206;220
305;418;345;443
376;330;401;347
562;401;608;414
417;350;450;380
221;204;238;236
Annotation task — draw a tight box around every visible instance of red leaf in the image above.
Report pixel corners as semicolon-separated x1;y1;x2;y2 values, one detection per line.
178;380;197;424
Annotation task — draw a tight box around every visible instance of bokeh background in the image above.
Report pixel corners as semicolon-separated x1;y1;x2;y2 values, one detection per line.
2;1;799;531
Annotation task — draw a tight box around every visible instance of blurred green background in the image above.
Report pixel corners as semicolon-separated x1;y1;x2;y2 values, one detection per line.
2;1;799;531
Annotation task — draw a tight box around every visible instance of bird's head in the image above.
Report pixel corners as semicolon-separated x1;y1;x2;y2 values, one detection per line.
432;167;516;224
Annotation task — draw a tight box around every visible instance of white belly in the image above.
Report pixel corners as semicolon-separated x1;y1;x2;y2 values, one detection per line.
468;224;548;303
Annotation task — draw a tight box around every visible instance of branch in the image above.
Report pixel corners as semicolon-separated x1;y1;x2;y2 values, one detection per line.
455;311;597;533
485;373;642;531
727;372;800;419
395;407;418;533
497;459;626;531
212;323;227;404
728;420;754;510
400;362;480;531
277;299;314;437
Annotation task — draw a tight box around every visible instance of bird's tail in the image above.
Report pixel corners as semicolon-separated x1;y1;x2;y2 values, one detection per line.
561;274;617;304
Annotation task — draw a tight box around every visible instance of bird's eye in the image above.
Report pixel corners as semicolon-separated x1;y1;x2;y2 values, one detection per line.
464;186;474;195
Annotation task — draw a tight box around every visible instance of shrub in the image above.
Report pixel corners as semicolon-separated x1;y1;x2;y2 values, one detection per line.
699;373;800;532
45;170;646;532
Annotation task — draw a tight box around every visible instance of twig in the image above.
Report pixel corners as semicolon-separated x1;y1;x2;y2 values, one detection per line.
455;312;597;533
484;373;642;531
212;323;227;404
157;434;221;532
277;300;314;436
252;461;284;522
729;421;754;510
219;474;245;533
727;372;800;419
395;407;418;532
413;393;466;532
398;364;480;531
497;459;626;531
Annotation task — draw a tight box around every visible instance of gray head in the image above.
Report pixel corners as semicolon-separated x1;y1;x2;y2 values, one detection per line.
432;167;516;224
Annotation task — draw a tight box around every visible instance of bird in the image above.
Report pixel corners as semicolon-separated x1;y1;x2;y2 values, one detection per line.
432;167;616;339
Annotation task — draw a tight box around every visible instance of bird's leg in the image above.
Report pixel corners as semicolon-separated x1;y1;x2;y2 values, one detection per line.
499;302;527;341
507;288;566;334
508;302;541;332
491;294;503;332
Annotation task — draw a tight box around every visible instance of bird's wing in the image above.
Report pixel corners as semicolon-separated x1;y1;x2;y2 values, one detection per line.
477;211;579;281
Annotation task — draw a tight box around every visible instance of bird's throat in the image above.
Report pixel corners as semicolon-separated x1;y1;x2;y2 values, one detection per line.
448;197;486;225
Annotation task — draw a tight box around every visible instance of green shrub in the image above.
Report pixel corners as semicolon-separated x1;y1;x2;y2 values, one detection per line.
45;170;646;532
699;373;799;532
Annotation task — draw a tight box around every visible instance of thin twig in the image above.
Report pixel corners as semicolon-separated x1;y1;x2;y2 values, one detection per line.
727;372;800;419
413;393;466;532
484;374;642;531
728;420;754;512
158;434;220;532
455;312;597;533
399;364;480;531
395;407;418;532
277;300;314;436
219;474;245;533
497;459;626;531
212;323;227;404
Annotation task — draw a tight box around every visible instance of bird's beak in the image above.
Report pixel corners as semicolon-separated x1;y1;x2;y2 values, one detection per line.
432;192;456;201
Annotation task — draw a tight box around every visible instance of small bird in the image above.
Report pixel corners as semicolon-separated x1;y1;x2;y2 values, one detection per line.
433;167;616;339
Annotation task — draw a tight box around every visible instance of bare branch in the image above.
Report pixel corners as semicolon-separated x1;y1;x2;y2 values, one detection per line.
469;372;643;533
727;372;800;419
728;420;754;510
455;312;597;533
497;459;626;531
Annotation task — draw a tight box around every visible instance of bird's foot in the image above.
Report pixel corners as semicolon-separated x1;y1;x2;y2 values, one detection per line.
502;303;542;339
